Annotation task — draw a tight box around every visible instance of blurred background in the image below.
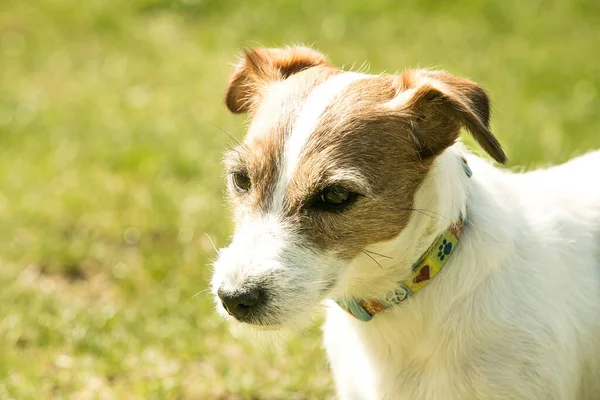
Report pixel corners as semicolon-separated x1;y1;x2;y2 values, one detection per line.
0;0;599;398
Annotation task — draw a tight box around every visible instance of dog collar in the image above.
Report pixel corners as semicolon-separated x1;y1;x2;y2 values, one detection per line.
335;157;471;322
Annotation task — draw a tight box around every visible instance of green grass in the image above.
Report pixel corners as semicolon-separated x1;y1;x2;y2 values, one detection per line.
0;0;599;398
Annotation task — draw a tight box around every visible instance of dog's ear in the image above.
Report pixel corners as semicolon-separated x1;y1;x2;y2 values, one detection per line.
225;46;330;114
391;70;507;164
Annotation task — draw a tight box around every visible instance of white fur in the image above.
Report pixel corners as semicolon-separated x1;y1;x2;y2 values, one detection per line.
271;72;367;212
211;213;345;327
324;146;600;399
214;67;600;399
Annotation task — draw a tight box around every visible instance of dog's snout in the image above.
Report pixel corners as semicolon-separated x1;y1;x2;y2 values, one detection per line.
217;286;262;321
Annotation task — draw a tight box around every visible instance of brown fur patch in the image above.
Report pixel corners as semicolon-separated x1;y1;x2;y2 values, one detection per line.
223;47;506;262
398;70;507;163
224;64;338;214
282;75;432;259
225;47;331;114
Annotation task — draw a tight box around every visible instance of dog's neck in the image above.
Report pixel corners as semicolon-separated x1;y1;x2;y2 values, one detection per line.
329;145;472;302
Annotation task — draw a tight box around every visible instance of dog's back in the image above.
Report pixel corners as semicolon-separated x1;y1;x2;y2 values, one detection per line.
517;150;600;269
519;150;600;210
516;150;600;399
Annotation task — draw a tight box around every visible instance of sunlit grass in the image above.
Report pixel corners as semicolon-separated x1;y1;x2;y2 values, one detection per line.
0;0;599;398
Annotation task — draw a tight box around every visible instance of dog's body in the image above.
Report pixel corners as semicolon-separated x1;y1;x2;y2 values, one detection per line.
324;148;600;399
211;46;600;399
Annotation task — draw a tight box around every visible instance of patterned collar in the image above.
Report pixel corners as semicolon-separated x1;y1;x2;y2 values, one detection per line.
335;157;471;322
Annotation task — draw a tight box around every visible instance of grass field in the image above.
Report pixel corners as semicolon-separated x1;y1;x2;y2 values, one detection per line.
1;0;599;398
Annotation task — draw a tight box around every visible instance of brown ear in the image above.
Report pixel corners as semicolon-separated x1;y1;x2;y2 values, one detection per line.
395;70;507;164
225;46;330;114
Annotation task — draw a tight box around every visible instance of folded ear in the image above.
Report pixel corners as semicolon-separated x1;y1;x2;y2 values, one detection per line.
392;70;507;164
225;46;330;114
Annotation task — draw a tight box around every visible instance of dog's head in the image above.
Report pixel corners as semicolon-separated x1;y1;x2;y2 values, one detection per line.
211;46;506;329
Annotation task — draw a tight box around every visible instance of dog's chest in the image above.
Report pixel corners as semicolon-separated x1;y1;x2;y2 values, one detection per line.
323;305;480;400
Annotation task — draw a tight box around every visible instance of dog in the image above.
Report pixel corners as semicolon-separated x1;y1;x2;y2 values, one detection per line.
210;46;600;399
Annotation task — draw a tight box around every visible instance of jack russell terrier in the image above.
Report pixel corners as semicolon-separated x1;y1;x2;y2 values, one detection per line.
211;46;600;399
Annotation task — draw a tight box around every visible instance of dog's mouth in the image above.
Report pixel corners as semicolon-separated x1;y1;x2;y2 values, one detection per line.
221;305;290;329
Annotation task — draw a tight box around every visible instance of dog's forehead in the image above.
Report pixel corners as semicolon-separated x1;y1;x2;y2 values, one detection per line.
245;66;338;143
244;72;397;173
296;75;400;162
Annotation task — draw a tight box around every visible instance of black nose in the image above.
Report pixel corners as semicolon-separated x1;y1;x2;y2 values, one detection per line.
217;286;261;320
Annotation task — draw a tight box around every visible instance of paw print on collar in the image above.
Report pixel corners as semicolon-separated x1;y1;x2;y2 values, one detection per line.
437;239;453;261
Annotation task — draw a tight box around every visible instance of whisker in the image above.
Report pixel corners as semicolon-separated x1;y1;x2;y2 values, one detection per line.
204;233;219;253
363;250;383;269
363;249;393;259
190;287;212;300
397;207;452;223
197;249;216;263
210;122;243;147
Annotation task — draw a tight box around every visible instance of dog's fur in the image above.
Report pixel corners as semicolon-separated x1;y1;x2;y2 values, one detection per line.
211;46;600;399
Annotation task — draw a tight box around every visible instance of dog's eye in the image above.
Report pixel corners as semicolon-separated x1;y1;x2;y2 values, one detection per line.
321;187;349;205
231;171;251;193
313;186;357;211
